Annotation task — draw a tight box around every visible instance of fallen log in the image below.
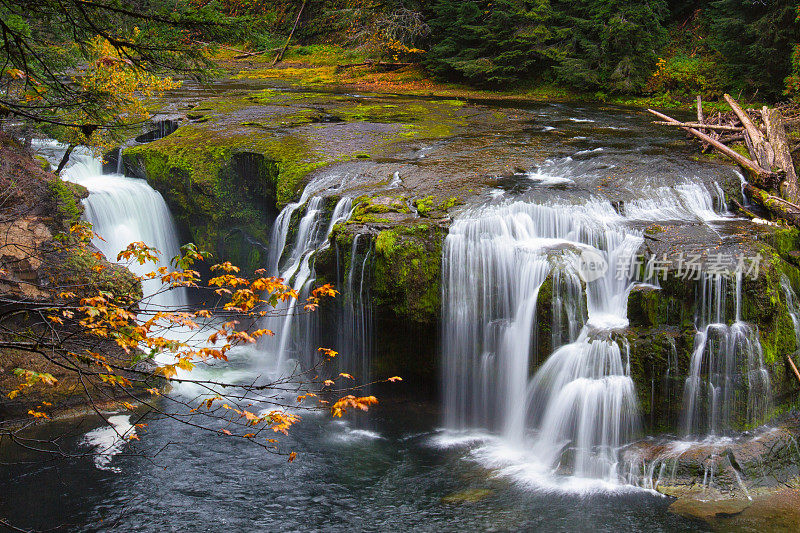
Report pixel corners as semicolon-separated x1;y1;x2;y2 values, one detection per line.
653;121;743;132
647;108;776;187
335;61;414;71
725;93;774;169
273;0;307;66
762;106;800;204
717;133;745;144
234;47;282;60
744;183;800;226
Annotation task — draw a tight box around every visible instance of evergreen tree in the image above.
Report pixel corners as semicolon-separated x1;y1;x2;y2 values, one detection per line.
707;0;800;98
550;0;669;93
425;0;560;87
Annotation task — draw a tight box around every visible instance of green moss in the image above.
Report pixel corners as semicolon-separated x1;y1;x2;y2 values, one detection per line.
47;178;84;226
371;224;444;323
413;195;462;217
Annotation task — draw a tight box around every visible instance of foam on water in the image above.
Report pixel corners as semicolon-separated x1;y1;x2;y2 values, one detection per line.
80;415;135;472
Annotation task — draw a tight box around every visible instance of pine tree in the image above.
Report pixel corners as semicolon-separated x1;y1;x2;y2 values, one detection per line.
425;0;560;87
550;0;669;93
707;0;800;98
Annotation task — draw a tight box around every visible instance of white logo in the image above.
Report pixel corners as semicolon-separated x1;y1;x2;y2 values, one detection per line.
575;249;608;282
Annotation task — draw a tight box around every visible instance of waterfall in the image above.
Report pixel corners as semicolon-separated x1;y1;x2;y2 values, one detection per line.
336;234;374;386
259;194;352;373
442;199;643;482
782;275;800;346
681;273;771;436
60;149;188;311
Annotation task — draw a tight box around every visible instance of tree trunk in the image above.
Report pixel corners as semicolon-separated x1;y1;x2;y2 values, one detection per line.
762;106;800;204
56;145;74;174
787;354;800;385
647;108;775;187
724;93;774;169
272;0;307;66
696;95;704;124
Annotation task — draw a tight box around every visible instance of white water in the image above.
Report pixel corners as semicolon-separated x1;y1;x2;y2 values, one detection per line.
782;274;800;348
624;182;730;222
442;199;643;485
681;273;771;436
60;149;188;311
80;414;135;472
337;233;373;386
259;192;353;374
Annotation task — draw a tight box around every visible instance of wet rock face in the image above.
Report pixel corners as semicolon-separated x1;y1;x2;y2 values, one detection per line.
624;416;800;523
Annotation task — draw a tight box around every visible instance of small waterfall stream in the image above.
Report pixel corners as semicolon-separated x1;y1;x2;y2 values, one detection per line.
336;234;374;387
681;273;771;436
259;192;353;374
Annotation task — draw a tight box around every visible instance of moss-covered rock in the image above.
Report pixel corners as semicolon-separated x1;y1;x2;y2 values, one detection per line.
370;223;444;324
123;88;477;270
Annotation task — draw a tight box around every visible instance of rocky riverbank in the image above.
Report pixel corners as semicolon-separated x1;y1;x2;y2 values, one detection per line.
0;134;142;421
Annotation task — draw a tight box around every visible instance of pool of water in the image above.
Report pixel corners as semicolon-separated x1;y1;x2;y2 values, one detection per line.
1;399;709;532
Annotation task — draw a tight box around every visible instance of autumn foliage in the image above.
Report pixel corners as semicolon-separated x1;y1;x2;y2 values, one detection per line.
3;220;394;459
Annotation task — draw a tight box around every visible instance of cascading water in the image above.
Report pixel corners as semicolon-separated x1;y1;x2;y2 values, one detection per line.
681;273;771;436
336;233;374;386
782;274;800;347
59;148;188;311
259;193;352;373
442;199;643;483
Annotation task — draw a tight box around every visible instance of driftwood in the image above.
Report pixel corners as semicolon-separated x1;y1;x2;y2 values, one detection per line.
647;108;775;186
653;121;743;132
272;0;307;66
762;106;800;204
725;93;775;170
717;133;745;144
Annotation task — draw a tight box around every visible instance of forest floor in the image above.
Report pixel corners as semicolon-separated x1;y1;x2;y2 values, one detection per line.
221;44;764;113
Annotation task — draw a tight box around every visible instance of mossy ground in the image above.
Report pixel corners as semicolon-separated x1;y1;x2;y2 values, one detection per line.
229;44;756;112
